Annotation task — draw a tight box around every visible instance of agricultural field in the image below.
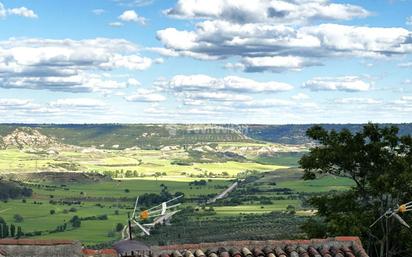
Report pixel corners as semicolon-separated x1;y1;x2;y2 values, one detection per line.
0;179;232;245
0;144;292;178
0;126;354;247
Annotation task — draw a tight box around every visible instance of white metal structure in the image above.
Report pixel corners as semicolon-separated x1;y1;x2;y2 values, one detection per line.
370;201;412;229
369;201;411;257
124;195;183;238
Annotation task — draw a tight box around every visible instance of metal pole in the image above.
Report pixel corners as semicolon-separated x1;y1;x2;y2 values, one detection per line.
128;212;133;240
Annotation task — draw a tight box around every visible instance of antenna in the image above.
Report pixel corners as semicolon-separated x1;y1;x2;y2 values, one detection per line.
123;194;183;239
369;201;411;257
127;212;133;240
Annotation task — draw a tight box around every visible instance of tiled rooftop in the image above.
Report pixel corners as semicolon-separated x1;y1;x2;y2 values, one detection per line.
152;237;369;257
82;248;117;257
0;239;77;246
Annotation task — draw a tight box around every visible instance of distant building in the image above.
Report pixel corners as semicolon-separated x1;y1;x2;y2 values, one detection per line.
0;239;82;257
151;237;369;257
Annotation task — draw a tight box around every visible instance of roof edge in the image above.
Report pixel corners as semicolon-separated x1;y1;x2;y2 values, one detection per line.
0;239;80;246
152;237;366;254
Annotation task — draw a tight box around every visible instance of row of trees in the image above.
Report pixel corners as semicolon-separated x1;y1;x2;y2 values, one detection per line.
0;217;23;238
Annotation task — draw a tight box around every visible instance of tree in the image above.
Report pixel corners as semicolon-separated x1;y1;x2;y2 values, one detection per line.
115;223;124;232
10;224;15;237
13;214;23;223
299;123;412;257
70;216;81;228
50;210;56;215
16;226;23;238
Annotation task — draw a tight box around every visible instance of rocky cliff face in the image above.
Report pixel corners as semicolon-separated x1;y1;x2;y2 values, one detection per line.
1;128;58;149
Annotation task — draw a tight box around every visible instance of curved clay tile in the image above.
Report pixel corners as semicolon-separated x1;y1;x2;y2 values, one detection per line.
341;247;355;257
173;250;183;257
262;246;273;256
318;247;332;257
252;248;264;257
160;253;170;257
307;246;322;257
274;247;287;257
219;249;230;257
285;245;299;257
195;249;206;257
184;250;195;257
330;247;344;257
296;246;309;257
241;247;253;257
229;248;242;257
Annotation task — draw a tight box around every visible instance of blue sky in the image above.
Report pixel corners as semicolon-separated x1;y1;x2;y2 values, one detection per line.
0;0;412;124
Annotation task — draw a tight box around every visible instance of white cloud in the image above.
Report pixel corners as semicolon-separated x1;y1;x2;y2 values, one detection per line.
400;96;412;101
238;56;320;72
127;78;141;87
125;89;166;102
119;10;146;25
49;98;107;108
304;76;371;92
407;16;412;26
0;38;153;92
398;62;412;68
403;79;412;85
0;2;38;19
0;98;34;109
157;4;412;72
109;21;124;27
182;92;252;102
334;97;381;104
114;0;154;7
291;93;310;100
7;6;38;18
92;9;105;15
165;0;369;24
156;75;293;93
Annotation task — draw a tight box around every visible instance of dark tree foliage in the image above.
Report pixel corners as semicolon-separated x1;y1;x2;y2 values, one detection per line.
299;123;412;257
0;181;32;200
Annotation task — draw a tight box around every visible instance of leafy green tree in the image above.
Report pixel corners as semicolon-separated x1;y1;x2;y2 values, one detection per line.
70;215;81;228
13;214;23;223
10;224;15;237
116;223;124;232
300;123;412;257
16;226;23;238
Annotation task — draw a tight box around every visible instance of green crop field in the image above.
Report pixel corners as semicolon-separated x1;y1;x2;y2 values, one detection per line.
276;176;355;192
213;200;301;215
0;179;232;244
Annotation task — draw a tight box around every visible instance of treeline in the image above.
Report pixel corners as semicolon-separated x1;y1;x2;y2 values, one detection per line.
0;180;32;200
0;217;23;238
138;185;184;208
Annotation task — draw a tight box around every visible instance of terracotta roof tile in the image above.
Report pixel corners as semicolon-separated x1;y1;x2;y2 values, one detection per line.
153;237;369;257
82;248;117;257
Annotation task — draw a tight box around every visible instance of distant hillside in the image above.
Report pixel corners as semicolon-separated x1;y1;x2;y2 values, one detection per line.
0;127;59;149
243;123;412;144
0;123;411;149
0;124;251;150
